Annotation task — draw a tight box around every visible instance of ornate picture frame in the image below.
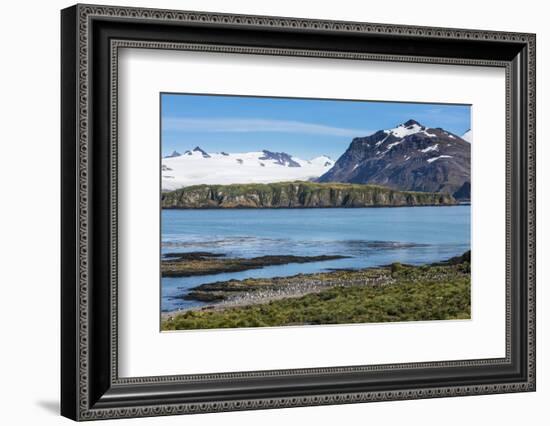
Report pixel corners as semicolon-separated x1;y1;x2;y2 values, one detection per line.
61;4;535;421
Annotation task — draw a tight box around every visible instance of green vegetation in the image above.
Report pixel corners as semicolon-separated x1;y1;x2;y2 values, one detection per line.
161;259;470;330
161;181;457;209
161;252;347;277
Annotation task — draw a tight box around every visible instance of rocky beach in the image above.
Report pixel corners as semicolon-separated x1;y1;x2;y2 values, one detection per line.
161;251;471;330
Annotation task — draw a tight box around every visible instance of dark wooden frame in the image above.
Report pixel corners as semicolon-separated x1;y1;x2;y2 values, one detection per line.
61;4;536;421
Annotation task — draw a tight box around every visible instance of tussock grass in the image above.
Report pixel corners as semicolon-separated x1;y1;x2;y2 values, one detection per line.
162;262;470;330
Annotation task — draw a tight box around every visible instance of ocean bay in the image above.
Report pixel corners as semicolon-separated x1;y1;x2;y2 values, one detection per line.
161;206;470;312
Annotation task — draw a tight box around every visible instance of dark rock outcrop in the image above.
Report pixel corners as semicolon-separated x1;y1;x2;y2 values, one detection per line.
259;150;301;167
453;181;471;200
164;150;181;158
191;146;210;158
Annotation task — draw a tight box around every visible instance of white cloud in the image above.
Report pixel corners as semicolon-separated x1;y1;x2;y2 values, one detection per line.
163;117;373;138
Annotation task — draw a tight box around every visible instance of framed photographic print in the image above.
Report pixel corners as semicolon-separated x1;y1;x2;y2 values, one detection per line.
61;4;536;421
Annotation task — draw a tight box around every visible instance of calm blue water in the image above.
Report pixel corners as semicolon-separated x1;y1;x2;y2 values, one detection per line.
161;206;470;312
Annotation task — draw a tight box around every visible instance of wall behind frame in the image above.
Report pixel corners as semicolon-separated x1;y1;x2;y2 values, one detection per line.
0;0;546;425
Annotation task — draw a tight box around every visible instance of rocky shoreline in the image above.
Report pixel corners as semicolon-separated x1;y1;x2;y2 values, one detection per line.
161;252;471;326
161;252;348;277
174;268;395;310
175;267;396;308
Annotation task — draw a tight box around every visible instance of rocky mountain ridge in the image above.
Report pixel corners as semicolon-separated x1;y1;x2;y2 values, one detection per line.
318;120;471;200
162;147;334;190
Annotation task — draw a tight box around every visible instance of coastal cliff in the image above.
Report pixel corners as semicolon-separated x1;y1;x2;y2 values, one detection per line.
161;181;457;209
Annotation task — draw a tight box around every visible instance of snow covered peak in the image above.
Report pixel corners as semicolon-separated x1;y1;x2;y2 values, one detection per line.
259;150;300;167
162;149;334;190
383;119;434;138
308;155;334;167
164;150;181;158
189;146;211;158
403;119;422;127
462;129;472;143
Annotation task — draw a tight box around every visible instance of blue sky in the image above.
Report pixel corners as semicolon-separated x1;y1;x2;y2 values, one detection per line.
161;93;471;159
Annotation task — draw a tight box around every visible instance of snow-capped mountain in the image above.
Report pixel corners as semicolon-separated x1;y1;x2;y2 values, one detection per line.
165;150;182;158
462;129;472;143
162;146;334;190
318;119;471;199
